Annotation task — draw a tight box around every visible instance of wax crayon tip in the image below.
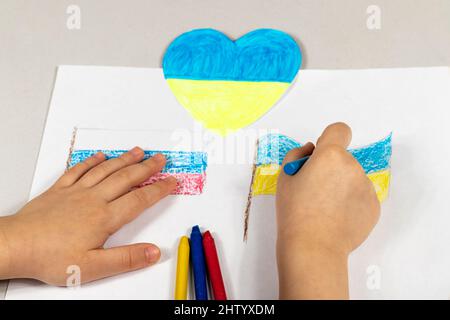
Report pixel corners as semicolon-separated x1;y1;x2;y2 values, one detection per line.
192;225;201;234
203;231;214;242
283;156;309;176
179;236;189;247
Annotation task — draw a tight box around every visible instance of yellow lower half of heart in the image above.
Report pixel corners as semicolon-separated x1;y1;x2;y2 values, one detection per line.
166;79;290;135
252;164;391;202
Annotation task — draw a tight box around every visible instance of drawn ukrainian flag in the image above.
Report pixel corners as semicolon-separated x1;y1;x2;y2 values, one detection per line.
252;134;392;202
163;29;302;135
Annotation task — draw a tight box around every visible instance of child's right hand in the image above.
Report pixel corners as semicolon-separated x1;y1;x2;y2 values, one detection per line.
276;122;380;299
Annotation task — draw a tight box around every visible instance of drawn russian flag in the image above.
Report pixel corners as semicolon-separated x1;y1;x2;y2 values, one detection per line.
163;29;302;135
69;150;208;195
252;134;392;202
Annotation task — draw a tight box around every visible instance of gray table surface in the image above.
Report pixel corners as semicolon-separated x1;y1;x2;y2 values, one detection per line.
1;0;449;299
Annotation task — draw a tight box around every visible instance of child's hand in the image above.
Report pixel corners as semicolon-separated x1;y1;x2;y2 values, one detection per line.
0;147;176;286
276;123;380;299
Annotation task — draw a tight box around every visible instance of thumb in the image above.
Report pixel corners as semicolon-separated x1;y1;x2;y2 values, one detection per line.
316;122;352;149
82;243;160;283
281;142;315;166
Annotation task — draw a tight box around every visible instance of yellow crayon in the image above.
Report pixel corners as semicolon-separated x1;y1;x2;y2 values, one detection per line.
175;236;190;300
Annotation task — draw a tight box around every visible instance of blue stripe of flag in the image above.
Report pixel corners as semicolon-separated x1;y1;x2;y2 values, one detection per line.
70;150;207;174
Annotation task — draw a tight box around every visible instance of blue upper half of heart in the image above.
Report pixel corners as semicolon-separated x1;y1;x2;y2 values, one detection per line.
163;29;302;83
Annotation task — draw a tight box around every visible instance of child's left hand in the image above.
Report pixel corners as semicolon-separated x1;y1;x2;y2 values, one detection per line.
0;147;176;286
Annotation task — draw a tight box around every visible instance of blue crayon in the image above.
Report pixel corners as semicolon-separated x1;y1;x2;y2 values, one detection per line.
190;225;208;300
283;156;310;176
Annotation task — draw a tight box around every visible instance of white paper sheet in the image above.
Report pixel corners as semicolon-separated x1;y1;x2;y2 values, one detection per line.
5;66;450;299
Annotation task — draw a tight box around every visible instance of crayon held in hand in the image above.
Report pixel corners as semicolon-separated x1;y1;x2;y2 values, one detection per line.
283;156;310;176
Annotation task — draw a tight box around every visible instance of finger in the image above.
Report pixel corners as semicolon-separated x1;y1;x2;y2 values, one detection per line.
281;142;315;166
108;177;177;230
316;122;352;149
82;243;160;283
78;147;145;187
54;152;105;187
96;153;167;201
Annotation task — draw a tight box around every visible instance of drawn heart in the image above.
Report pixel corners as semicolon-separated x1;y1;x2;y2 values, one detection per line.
163;29;302;135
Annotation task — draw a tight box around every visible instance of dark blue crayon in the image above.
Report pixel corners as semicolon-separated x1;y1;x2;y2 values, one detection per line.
190;225;208;300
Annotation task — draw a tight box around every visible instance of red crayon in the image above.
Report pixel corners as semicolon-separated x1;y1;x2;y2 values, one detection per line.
203;231;227;300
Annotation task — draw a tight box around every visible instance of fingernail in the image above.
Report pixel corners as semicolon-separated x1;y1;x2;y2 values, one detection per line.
93;152;104;159
166;176;178;184
130;146;143;157
152;153;165;162
303;142;315;149
145;245;160;264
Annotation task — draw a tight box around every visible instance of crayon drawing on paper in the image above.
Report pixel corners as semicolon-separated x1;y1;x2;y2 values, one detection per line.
252;133;392;202
163;28;302;135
